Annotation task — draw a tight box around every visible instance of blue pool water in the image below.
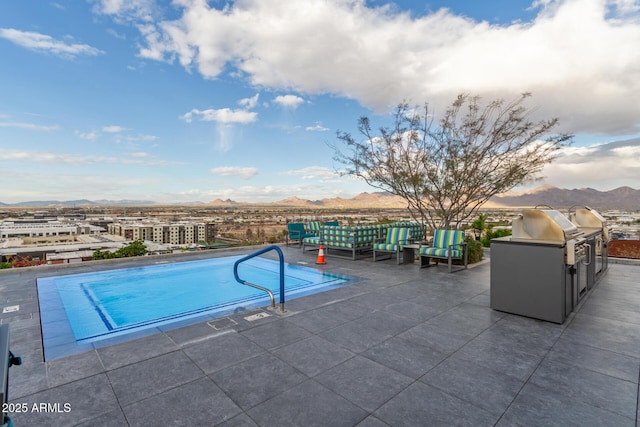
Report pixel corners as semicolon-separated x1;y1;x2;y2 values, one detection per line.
37;255;358;360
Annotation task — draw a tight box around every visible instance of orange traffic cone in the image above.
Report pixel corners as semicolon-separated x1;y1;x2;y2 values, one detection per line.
316;245;326;265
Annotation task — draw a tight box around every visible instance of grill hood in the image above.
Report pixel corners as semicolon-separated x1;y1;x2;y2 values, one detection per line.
570;206;609;241
511;209;580;242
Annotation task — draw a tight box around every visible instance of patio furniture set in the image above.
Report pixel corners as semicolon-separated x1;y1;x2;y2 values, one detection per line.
287;221;468;272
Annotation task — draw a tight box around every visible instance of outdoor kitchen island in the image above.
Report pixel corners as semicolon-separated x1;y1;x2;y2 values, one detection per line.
490;208;606;324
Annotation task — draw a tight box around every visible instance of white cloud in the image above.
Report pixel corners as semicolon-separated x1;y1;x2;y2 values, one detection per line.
273;95;305;109
123;134;158;142
0;121;59;131
103;125;127;133
210;166;259;179
306;122;330;132
282;166;340;180
125;152;151;158
181;108;257;124
92;0;158;23
74;130;99;141
112;0;640;136
239;93;260;109
0;149;116;165
106;28;127;40
0;28;104;58
0;149;177;166
176;178;365;203
533;138;640;189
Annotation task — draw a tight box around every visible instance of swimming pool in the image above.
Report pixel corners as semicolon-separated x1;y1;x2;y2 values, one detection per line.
37;255;358;360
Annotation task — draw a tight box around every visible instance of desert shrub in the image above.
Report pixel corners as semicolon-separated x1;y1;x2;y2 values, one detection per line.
465;236;484;264
93;240;148;260
481;228;512;247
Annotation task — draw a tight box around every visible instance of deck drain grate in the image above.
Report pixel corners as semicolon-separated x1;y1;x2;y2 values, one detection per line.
2;305;20;314
207;317;238;330
244;312;271;322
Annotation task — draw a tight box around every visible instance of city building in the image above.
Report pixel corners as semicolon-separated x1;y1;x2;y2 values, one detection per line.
107;221;216;246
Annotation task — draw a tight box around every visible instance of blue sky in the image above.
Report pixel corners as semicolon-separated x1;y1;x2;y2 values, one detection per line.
1;0;640;204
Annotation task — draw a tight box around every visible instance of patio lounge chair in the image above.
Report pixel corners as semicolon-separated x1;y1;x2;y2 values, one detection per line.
287;223;314;246
419;229;468;272
373;227;412;264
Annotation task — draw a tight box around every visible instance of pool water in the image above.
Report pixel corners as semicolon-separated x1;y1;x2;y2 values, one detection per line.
37;256;358;360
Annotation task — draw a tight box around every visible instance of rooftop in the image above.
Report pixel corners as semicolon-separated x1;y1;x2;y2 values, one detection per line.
1;246;639;426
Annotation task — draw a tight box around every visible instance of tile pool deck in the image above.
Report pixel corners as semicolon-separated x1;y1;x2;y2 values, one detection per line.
1;245;639;426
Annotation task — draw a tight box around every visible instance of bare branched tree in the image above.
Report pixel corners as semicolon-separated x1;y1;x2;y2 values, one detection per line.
332;93;572;231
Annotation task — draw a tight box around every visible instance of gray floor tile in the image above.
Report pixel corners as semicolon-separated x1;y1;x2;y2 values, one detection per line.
378;282;429;301
315;356;413;412
9;374;120;426
97;332;179;370
284;307;352;333
382;300;442;322
241;319;312;350
546;338;640;383
7;358;48;400
421;355;525;416
398;322;472;355
562;313;640;357
447;302;507;323
210;352;307;410
246;380;368;427
454;338;544;381
107;351;204;405
375;382;497;427
474;320;562;359
46;350;104;387
578;298;640;325
361;336;448;379
272;335;355;377
319;319;389;353
355;415;392;427
351;291;405;310
529;359;637;419
320;298;376;321
122;377;242;426
217;413;259;427
162;319;222;345
183;331;265;374
359;309;418;336
500;382;635;427
75;409;129;427
466;293;491;307
424;309;496;337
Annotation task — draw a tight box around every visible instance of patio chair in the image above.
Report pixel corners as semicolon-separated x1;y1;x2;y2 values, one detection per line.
373;227;412;264
419;229;468;272
287;223;314;246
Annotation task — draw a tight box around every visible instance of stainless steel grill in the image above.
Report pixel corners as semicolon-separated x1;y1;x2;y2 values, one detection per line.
511;209;587;265
512;209;580;242
570;206;610;241
569;206;609;284
490;208;589;324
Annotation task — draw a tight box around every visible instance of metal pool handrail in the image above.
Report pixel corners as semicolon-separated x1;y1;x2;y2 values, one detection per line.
233;245;286;313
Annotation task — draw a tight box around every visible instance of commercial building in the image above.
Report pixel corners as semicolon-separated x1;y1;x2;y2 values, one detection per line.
0;219;102;243
107;222;216;246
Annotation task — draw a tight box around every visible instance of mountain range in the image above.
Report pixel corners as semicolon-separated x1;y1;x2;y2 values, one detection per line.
1;185;639;210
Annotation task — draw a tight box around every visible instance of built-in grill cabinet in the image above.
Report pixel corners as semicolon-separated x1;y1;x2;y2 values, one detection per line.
490;209;588;324
569;206;609;288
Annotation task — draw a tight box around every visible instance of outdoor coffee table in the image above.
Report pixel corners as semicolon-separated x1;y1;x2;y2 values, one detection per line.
401;244;421;264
